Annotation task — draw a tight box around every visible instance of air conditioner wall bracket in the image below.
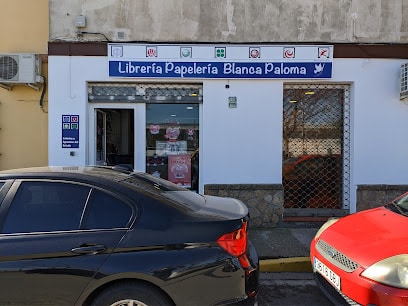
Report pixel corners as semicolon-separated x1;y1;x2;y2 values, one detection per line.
0;83;13;91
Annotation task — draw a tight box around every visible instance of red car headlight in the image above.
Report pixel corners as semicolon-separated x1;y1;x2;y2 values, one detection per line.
314;218;339;239
362;255;408;289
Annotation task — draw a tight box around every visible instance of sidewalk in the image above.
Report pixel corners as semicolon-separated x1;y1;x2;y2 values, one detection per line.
248;227;319;272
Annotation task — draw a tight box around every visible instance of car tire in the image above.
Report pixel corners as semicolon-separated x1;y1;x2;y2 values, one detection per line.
91;281;173;306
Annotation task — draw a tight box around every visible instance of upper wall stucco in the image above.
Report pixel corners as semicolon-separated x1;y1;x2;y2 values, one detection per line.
49;0;408;44
0;0;49;53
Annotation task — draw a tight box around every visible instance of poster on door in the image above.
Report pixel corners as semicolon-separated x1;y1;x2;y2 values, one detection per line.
156;141;187;156
168;154;191;188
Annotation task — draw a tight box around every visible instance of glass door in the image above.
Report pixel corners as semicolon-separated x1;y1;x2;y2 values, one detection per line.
146;103;199;191
94;108;135;168
95;109;107;165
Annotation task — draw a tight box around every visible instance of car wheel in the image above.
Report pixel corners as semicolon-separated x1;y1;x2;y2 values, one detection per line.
91;282;173;306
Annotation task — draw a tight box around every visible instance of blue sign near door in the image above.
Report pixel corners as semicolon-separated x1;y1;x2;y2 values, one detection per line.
62;115;79;148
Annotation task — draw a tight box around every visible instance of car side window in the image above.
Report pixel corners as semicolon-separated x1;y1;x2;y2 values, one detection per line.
2;181;90;234
82;189;132;230
0;182;4;190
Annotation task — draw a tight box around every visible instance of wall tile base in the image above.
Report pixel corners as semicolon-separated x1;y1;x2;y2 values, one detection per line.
356;185;407;211
204;184;284;228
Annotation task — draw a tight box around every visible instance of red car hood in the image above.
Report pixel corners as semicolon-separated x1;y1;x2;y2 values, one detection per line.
319;206;408;269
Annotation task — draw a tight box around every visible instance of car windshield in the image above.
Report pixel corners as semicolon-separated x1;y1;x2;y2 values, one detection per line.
387;193;408;216
283;157;301;166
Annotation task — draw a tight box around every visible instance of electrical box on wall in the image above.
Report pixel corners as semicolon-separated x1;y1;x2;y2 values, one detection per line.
400;63;408;101
0;54;43;84
75;15;86;28
228;96;237;108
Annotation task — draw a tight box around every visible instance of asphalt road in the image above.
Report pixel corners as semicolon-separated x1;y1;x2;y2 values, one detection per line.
257;272;334;306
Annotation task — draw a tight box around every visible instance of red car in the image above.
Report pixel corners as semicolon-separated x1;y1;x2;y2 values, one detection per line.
310;192;408;305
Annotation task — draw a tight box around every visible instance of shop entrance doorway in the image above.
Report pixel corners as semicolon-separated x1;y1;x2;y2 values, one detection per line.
95;108;134;167
88;83;203;191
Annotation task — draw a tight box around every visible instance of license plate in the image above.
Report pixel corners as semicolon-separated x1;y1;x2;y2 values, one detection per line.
314;257;341;291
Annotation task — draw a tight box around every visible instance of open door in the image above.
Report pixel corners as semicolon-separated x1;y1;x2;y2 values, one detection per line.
94;109;134;168
95;109;107;166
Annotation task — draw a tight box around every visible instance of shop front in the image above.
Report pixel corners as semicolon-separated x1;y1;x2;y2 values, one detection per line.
48;42;408;226
87;83;201;191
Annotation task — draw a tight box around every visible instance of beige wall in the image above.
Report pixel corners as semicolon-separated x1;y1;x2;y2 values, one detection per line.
0;0;49;170
49;0;408;43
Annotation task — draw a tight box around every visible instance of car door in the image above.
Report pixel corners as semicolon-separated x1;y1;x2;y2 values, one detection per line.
0;180;133;305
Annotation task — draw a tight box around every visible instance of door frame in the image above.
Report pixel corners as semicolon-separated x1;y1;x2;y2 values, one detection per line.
95;109;107;166
88;103;146;171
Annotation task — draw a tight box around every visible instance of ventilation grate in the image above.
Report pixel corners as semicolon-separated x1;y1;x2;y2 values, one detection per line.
88;83;203;103
316;239;359;272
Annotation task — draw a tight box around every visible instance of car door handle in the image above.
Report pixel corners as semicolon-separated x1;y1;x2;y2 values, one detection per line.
71;244;107;255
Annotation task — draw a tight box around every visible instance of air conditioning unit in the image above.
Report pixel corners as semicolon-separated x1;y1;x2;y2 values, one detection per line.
401;62;408;101
0;53;43;84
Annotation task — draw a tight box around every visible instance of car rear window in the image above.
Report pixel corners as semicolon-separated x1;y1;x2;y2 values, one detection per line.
82;189;133;229
126;173;190;191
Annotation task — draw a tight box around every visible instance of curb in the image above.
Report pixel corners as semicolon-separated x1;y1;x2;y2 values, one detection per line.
260;257;312;273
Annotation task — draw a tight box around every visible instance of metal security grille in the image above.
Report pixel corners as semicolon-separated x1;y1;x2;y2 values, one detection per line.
283;84;350;210
88;83;203;103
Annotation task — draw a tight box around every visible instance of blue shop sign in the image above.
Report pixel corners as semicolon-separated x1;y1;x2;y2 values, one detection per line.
108;61;332;79
108;44;333;80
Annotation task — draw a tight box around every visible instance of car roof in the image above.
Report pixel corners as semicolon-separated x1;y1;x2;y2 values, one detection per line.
0;166;132;181
0;166;205;213
0;166;190;195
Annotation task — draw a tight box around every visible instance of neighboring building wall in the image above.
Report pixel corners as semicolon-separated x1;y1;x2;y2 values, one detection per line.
0;0;49;170
49;0;408;44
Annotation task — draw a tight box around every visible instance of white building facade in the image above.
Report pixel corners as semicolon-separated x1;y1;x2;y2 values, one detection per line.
47;42;408;226
47;0;408;227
